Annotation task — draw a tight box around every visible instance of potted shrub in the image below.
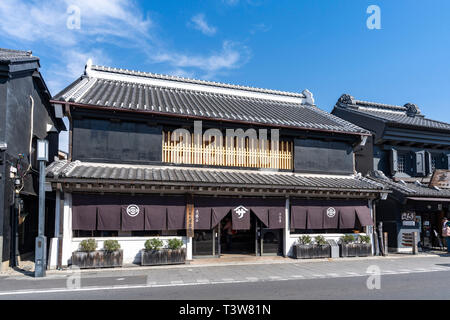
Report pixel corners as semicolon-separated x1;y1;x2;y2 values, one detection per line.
357;235;372;257
313;235;331;259
72;239;124;269
72;238;100;269
339;234;372;257
102;240;123;268
293;235;331;259
141;238;186;266
293;235;313;259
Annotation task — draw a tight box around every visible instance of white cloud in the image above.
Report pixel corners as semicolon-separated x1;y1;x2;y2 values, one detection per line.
189;13;217;36
152;41;251;79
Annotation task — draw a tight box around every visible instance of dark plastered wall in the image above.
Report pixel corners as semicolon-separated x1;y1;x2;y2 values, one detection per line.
0;78;6;266
5;74;55;158
1;72;59;265
293;138;354;174
354;135;374;175
72;117;163;164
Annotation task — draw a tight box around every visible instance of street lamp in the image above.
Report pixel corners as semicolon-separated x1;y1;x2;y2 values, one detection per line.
35;139;48;277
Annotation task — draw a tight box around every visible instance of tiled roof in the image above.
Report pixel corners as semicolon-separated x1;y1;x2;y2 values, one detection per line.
46;160;385;192
52;64;369;135
368;177;450;198
335;94;450;132
0;48;39;64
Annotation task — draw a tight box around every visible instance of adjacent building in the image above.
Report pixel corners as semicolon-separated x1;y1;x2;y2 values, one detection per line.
47;62;386;266
0;48;65;270
332;94;450;252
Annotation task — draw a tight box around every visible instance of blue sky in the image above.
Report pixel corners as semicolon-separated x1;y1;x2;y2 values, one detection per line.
1;0;449;151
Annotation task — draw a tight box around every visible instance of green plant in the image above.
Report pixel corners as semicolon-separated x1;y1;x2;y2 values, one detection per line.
314;235;327;246
359;235;371;244
79;238;97;252
103;240;121;252
340;234;356;244
167;238;184;250
298;235;312;245
145;238;164;251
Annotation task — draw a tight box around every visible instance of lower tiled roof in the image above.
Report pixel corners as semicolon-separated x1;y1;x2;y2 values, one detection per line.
368;177;450;198
46;160;384;192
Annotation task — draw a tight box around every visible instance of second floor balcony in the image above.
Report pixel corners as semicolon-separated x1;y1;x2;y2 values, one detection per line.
162;130;293;170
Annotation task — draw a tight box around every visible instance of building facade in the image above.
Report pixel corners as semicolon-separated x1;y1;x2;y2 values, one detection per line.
0;48;65;270
47;63;385;266
333;94;450;252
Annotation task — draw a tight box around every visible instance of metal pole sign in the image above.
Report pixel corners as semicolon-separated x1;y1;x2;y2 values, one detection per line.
35;140;48;278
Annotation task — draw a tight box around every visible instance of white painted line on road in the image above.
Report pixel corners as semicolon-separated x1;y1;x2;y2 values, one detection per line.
311;274;325;278
292;275;304;278
430;267;447;271
116;278;125;281
269;276;281;279
346;272;359;276
326;273;339;277
246;277;258;281
196;279;210;283
221;278;234;282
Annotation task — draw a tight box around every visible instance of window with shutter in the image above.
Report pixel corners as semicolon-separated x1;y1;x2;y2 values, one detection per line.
415;151;425;176
426;151;433;175
390;148;398;175
447;154;450;170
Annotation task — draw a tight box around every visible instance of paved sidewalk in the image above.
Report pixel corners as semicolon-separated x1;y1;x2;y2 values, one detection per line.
0;251;447;278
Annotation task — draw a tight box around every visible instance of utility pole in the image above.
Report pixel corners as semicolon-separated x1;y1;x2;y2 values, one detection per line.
35;140;48;278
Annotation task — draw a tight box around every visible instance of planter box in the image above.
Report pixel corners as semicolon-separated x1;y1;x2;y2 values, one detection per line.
340;243;372;257
71;250;123;269
141;248;186;266
293;244;331;259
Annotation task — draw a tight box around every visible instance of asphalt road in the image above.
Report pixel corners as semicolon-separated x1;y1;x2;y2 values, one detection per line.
0;270;449;300
0;255;449;300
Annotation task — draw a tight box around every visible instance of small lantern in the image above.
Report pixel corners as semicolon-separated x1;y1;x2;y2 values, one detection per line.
36;139;49;162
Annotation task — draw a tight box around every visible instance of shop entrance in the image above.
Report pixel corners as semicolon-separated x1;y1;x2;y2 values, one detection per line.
417;211;446;249
193;211;283;258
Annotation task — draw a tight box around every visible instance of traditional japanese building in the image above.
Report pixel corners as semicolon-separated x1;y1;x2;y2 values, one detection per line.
47;62;386;266
333;94;450;252
0;48;65;270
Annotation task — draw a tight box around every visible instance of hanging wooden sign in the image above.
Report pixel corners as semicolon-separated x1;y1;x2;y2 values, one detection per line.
429;170;450;189
186;202;195;238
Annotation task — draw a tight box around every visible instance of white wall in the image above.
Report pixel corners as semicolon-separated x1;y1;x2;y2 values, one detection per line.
70;236;187;265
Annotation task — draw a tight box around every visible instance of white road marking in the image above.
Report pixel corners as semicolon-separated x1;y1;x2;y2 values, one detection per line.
326;273;339;277
116;278;125;281
171;280;183;285
246;277;258;281
292;275;304;278
196;279;210;283
221;278;234;282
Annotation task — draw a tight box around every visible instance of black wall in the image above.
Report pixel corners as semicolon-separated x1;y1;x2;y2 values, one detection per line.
293;138;354;174
72;117;163;164
0;70;61;267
